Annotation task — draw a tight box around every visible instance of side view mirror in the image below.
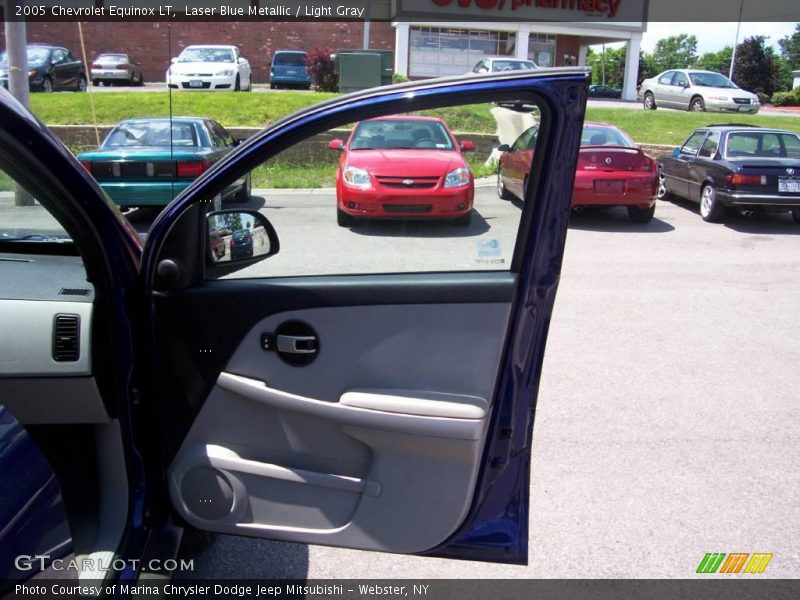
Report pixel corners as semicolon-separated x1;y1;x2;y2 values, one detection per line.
497;144;512;153
206;210;279;275
170;57;178;64
238;57;246;64
672;148;681;157
460;141;475;152
327;139;345;151
231;138;242;147
680;81;690;88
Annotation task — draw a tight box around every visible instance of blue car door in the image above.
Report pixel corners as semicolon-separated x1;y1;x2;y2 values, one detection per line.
140;70;588;564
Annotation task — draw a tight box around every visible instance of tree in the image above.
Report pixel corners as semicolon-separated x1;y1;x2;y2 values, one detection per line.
649;34;698;73
732;36;778;97
778;23;800;71
696;46;733;75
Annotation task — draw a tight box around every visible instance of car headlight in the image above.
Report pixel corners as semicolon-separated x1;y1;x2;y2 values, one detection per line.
444;167;471;188
216;69;235;77
28;69;37;77
343;166;371;189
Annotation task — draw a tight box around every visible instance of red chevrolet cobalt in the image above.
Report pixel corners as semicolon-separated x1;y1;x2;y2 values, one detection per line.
498;121;658;223
328;116;475;226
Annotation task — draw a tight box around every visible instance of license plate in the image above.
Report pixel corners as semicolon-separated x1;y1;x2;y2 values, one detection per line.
594;180;624;194
189;80;203;88
104;72;115;77
738;106;751;112
778;177;800;193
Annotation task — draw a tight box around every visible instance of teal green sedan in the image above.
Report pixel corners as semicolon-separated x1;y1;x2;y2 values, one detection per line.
77;117;250;208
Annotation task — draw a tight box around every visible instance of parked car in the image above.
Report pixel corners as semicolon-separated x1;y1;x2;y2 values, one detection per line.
1;67;590;587
91;53;144;86
640;69;760;113
470;57;537;74
498;121;658;223
657;124;800;223
0;45;86;93
588;84;621;99
77;117;250;208
269;50;311;89
229;228;254;258
328;116;476;226
166;44;252;91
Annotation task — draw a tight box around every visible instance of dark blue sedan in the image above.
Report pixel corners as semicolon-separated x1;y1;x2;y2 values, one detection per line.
0;66;588;590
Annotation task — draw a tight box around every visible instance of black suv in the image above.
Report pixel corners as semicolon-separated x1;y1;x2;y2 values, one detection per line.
0;44;87;92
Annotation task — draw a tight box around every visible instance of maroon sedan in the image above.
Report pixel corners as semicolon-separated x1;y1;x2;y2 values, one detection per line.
498;122;658;223
328;116;475;227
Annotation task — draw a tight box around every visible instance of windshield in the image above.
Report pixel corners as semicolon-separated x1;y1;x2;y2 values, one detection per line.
179;48;234;63
688;72;738;89
274;53;307;67
1;48;50;65
103;121;199;148
581;125;635;148
350;119;454;150
726;132;800;158
491;60;536;72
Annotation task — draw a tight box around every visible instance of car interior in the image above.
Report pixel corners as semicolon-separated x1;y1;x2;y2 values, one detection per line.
0;167;129;584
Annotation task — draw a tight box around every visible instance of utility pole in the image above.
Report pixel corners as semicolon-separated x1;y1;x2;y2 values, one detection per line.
362;0;371;50
728;0;744;81
3;1;34;206
3;1;30;109
602;44;606;85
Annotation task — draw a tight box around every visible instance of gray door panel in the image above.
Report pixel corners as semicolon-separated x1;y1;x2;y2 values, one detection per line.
168;302;511;553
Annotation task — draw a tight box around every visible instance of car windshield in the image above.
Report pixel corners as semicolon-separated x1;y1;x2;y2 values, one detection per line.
350;119;454;150
96;54;128;63
491;60;536;72
179;48;234;63
725;132;800;158
274;53;306;66
103;121;198;147
688;72;738;89
581;125;635;148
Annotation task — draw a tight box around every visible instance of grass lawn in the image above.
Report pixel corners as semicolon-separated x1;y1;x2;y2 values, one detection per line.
29;90;800;147
252;154;497;189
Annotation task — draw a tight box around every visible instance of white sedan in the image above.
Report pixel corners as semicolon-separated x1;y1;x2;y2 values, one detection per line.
166;45;252;91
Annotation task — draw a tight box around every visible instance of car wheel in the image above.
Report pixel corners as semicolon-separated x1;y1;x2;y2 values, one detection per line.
245;77;252;91
497;172;513;200
699;184;725;222
643;92;656;110
337;208;354;227
656;167;673;201
234;174;252;202
454;210;473;227
270;82;275;90
791;208;800;224
690;96;706;112
42;77;53;93
76;77;87;92
92;79;100;87
627;205;656;223
234;75;241;91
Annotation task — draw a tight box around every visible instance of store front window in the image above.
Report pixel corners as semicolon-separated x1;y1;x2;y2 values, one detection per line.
528;34;557;68
409;27;516;78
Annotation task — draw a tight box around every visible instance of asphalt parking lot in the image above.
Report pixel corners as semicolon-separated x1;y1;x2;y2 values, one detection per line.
175;186;799;578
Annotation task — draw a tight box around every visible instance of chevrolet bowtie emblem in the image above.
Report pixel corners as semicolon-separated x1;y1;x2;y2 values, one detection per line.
403;179;414;185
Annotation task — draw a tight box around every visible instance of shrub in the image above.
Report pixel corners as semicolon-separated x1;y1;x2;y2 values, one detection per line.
392;72;409;84
306;47;338;93
770;90;800;106
755;92;771;106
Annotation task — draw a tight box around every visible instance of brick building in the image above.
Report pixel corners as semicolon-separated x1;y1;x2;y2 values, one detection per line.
5;16;645;99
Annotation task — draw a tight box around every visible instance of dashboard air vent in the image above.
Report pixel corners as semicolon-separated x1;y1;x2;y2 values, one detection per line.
53;314;80;362
59;288;91;297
